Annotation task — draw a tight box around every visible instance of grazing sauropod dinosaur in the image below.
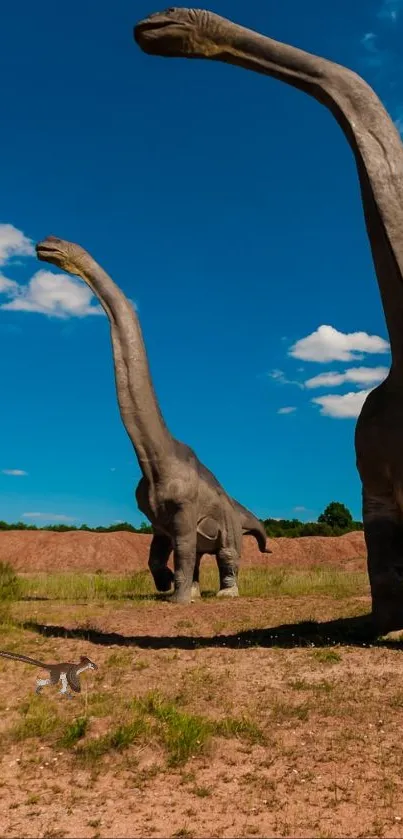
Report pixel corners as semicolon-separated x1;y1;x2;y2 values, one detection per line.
0;651;97;697
135;8;403;633
36;236;270;604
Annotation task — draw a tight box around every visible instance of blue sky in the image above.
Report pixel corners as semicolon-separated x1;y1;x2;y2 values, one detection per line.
0;0;401;527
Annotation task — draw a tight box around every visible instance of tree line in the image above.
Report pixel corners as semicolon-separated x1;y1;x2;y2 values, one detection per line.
0;502;362;538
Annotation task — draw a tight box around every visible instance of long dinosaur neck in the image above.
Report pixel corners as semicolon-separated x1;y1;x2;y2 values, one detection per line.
72;253;173;483
211;20;403;367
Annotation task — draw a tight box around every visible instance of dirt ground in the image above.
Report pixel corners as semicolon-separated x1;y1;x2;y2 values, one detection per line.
2;531;403;839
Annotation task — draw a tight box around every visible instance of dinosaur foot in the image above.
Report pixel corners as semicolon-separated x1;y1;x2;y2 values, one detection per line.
163;590;193;604
217;585;239;598
191;583;201;601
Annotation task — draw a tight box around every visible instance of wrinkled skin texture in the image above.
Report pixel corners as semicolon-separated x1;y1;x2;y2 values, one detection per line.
135;8;403;631
36;237;270;604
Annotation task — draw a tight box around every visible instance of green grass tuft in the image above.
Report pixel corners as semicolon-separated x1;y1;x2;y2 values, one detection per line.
0;562;21;601
58;716;88;748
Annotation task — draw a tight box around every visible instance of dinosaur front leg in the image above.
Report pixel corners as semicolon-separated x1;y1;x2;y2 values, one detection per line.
148;532;174;593
166;513;198;604
216;546;240;598
364;489;403;634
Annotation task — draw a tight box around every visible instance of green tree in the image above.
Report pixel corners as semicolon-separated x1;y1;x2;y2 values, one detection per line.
318;501;353;530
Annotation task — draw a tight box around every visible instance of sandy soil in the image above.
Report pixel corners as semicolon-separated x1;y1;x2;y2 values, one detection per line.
1;594;403;839
0;529;367;574
1;531;395;839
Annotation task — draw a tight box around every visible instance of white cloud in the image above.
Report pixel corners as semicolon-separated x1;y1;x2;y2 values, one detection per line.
0;275;19;295
277;406;297;415
312;390;371;419
377;0;403;21
293;506;308;513
22;512;76;522
361;32;385;67
0;223;35;266
268;369;304;389
289;325;390;363
304;366;389;389
2;469;28;476
0;223;102;319
1;269;102;318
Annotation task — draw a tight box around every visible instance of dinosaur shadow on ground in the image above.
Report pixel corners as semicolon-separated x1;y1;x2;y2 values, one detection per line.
22;613;403;651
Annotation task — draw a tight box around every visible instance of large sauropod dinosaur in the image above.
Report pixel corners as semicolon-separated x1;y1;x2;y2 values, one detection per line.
36;236;270;604
135;8;403;633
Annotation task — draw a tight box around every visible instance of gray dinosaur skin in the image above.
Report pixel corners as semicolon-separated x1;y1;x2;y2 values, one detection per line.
135;7;403;632
36;236;270;604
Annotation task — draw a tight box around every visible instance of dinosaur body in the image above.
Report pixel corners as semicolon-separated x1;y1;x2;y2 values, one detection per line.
135;6;403;632
0;650;97;697
36;237;270;604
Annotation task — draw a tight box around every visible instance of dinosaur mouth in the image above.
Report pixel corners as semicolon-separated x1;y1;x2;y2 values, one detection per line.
134;16;189;54
135;16;173;41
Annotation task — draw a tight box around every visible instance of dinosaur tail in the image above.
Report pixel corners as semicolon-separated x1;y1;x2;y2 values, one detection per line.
235;503;272;553
0;650;47;669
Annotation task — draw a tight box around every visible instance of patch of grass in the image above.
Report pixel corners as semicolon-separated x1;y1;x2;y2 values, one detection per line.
270;700;311;722
0;562;21;601
15;565;368;603
19;570;155;602
231;566;368;600
76;717;148;763
12;695;60;741
312;649;342;664
216;716;265;744
58;716;88;748
136;691;212;766
192;785;212;798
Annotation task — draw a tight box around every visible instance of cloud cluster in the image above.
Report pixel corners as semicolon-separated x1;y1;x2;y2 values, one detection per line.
312;390;371;419
360;0;403;134
1;469;28;476
0;223;101;318
304;366;388;389
22;512;76;522
289;325;389;363
272;325;390;419
377;0;403;22
0;224;35;266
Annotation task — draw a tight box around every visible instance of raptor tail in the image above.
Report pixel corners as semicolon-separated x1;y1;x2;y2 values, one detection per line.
0;650;48;669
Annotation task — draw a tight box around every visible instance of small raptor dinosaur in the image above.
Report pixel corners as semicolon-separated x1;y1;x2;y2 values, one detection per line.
0;651;97;698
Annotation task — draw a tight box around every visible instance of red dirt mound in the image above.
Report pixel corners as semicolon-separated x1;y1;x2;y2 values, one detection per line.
0;529;367;574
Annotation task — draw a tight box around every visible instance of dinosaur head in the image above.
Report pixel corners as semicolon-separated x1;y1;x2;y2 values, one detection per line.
79;655;98;670
134;7;226;59
36;235;88;278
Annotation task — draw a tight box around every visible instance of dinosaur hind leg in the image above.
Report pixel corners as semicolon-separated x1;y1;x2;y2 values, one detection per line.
191;554;202;601
364;487;403;634
35;677;51;695
148;532;174;593
216;529;241;598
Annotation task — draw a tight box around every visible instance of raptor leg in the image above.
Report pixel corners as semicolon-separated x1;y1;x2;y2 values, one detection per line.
35;678;51;695
364;488;403;634
148;532;174;593
216;547;240;598
59;673;74;699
